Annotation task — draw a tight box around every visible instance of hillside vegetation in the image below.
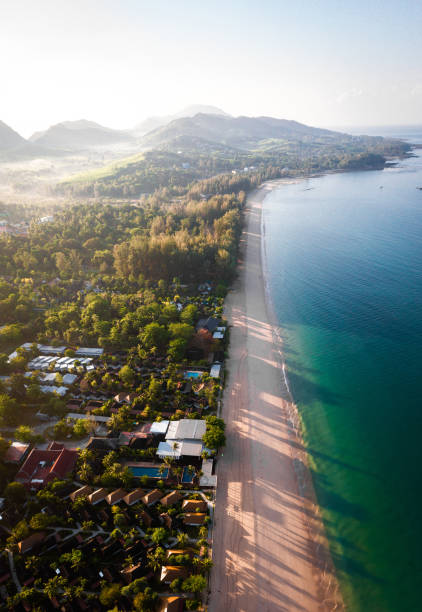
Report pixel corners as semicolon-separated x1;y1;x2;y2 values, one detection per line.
56;114;410;198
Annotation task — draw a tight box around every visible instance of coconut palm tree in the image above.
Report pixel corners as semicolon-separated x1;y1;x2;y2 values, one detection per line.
176;531;189;547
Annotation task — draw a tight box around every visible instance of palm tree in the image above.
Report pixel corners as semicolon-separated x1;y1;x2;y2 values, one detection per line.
201;558;213;573
176;531;189;547
44;575;67;600
173;465;183;484
77;462;93;484
147;547;165;572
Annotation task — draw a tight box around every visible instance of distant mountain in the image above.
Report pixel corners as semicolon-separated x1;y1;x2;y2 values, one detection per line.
140;113;341;151
0;120;28;150
132;105;229;137
30;119;134;150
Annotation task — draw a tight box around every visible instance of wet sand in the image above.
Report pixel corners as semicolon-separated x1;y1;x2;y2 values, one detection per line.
209;184;344;612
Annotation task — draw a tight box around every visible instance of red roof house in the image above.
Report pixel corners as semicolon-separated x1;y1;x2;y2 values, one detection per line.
16;442;78;490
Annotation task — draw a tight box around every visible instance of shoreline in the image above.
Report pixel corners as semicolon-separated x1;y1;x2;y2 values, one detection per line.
209;180;344;611
259;179;345;607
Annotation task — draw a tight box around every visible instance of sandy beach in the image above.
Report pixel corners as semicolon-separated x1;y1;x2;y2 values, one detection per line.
209;184;344;612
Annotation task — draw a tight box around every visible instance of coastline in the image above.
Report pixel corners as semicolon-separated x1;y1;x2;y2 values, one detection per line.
209;181;344;611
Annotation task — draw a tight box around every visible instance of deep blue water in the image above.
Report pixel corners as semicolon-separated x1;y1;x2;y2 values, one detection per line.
264;134;422;611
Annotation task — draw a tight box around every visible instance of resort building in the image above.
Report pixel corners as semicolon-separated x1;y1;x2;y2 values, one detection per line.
157;418;207;459
16;443;78;490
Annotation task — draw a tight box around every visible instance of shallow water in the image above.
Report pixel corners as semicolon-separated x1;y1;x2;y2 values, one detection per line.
264;137;422;611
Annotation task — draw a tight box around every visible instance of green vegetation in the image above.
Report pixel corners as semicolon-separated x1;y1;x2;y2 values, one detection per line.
55;114;410;199
0;112;411;609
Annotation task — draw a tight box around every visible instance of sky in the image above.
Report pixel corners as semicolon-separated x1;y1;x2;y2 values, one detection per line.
1;0;421;137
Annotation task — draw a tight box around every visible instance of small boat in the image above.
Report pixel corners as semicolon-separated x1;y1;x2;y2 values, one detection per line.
379;186;383;189
417;186;422;190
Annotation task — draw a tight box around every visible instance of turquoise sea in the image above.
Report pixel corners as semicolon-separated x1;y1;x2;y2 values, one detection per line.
264;128;422;612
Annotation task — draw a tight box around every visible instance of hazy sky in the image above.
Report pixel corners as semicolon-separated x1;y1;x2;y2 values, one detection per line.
1;0;421;137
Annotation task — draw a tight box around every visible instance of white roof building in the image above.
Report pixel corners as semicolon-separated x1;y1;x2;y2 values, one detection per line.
150;420;170;435
42;372;58;383
66;413;111;424
200;458;217;487
75;348;104;357
62;373;77;385
40;385;67;396
157;439;204;459
157;418;207;459
39;345;66;355
166;419;206;440
210;364;221;379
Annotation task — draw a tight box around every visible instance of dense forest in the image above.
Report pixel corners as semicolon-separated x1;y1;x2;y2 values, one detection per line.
0;179;244;353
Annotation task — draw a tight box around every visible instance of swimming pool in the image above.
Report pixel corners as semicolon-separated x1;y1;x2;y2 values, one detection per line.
184;370;203;379
129;466;169;478
182;467;195;483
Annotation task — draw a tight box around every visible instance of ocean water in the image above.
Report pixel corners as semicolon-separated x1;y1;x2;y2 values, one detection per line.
264;132;422;611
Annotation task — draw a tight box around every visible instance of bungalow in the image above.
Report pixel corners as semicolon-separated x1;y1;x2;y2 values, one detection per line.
160;512;173;529
158;596;184;612
70;485;93;502
18;532;46;554
141;489;163;506
16;443;78;490
196;317;220;333
106;488;127;505
123;488;145;506
183;513;207;526
4;442;30;465
120;563;145;584
182;499;207;513
166;549;195;561
140;509;153;527
160;490;183;507
160;566;188;584
114;392;128;404
88;488;108;505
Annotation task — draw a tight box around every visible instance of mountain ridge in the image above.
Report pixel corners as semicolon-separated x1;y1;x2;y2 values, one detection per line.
0;120;28;150
29;119;135;150
132;104;229;137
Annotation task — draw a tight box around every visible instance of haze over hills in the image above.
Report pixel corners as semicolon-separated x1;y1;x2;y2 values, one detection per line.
57;113;410;199
139;113;344;151
29;119;135;151
0;119;63;160
131;104;229;137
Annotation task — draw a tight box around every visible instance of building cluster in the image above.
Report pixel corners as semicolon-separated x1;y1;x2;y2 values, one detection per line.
0;292;226;609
